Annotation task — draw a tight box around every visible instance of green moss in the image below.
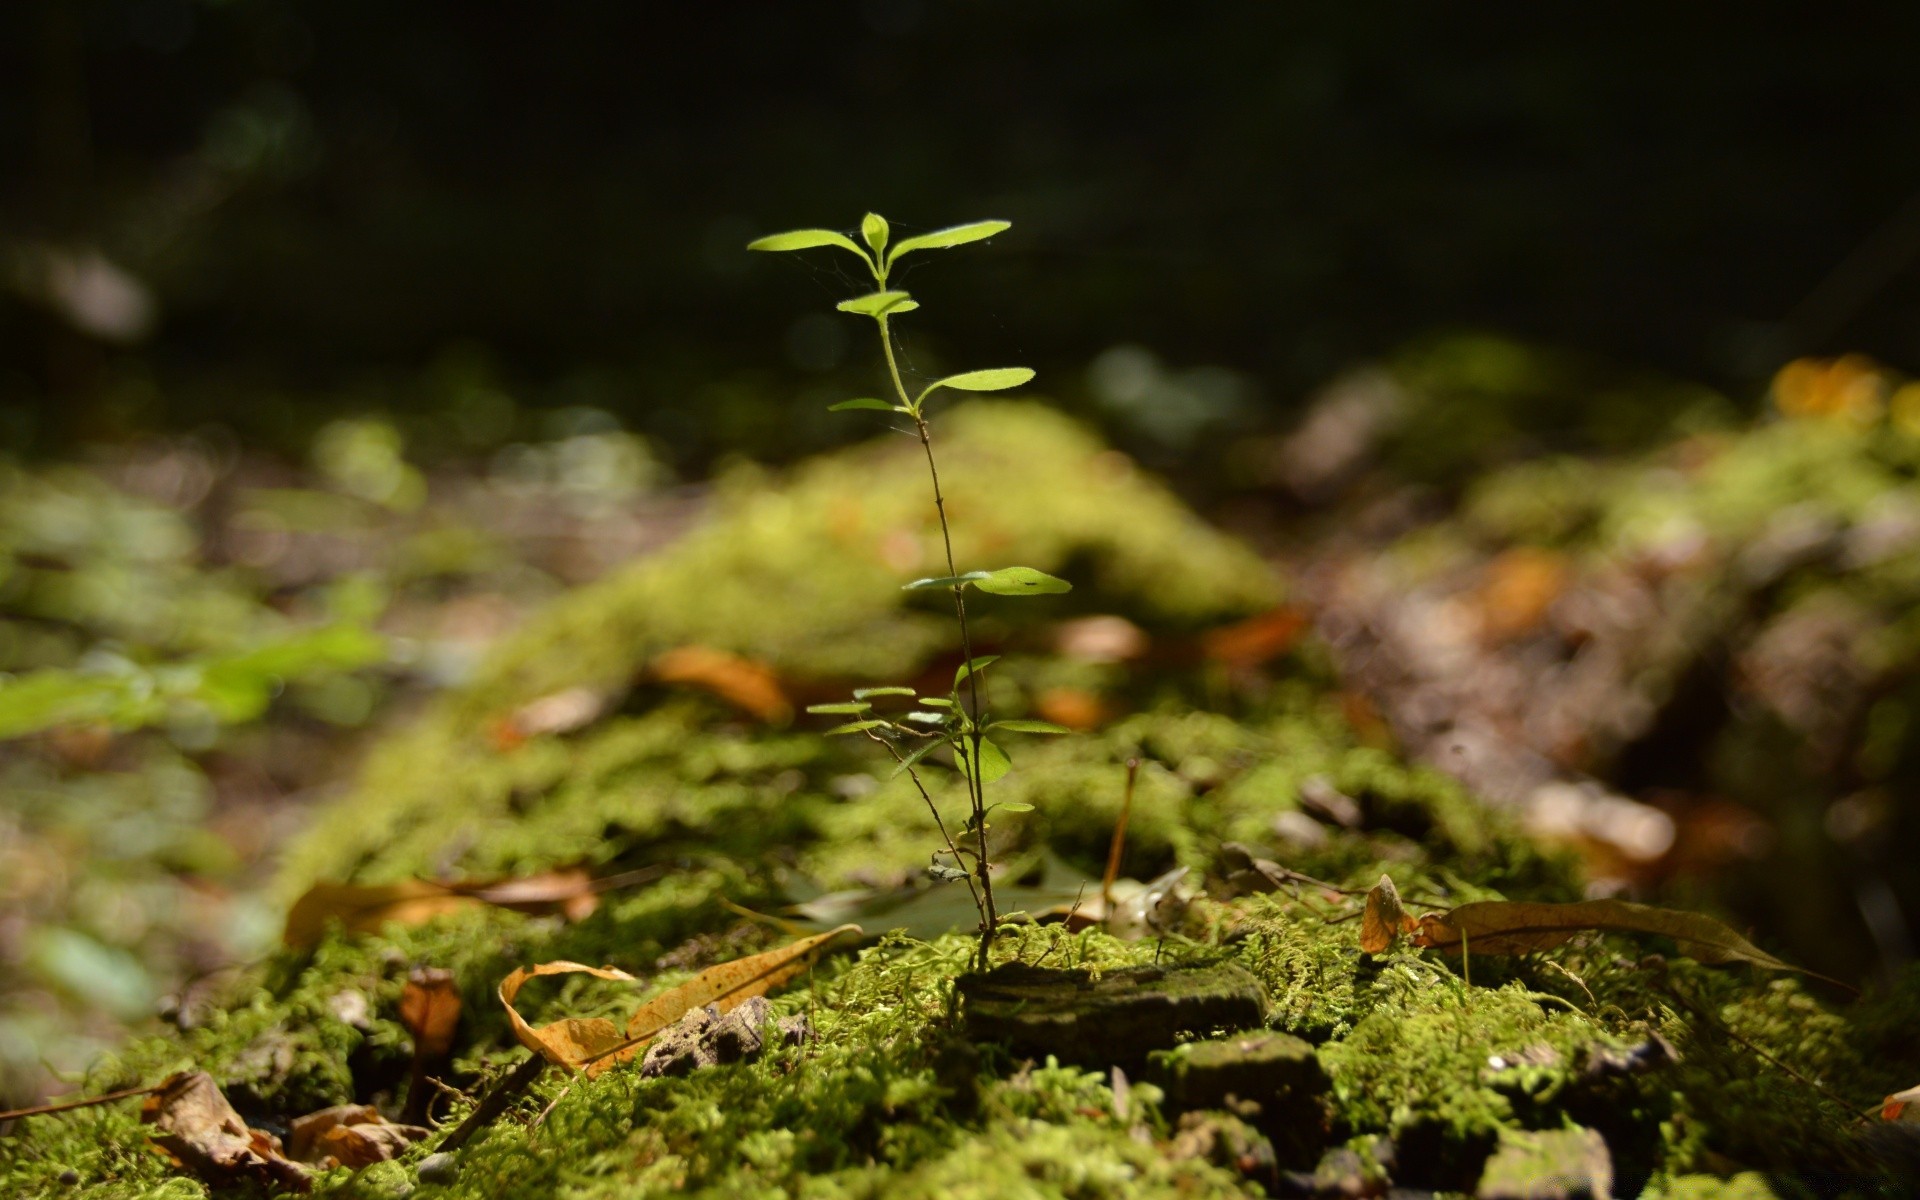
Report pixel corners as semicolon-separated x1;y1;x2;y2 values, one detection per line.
9;409;1916;1198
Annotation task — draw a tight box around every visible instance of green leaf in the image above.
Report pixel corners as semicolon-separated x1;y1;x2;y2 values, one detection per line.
852;686;916;699
828;398;900;413
931;368;1035;393
916;696;954;708
806;701;871;715
825;719;888;736
973;566;1072;596
886;220;1011;265
994;801;1036;813
903;572;989;591
836;291;918;317
890;736;947;777
747;228;868;257
954;655;999;689
903;711;949;725
860;213;890;254
987;719;1072;735
956;736;1011;784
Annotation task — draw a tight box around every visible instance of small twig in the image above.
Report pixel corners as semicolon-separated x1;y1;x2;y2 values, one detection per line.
0;1081;160;1122
1665;983;1863;1121
437;1054;547;1152
870;730;982;916
1540;959;1599;1013
423;1076;470;1127
529;1080;574;1136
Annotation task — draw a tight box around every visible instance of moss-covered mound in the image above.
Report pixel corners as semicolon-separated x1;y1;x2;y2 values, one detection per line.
4;406;1914;1199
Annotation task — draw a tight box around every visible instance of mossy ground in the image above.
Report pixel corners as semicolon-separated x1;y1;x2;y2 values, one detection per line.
4;405;1915;1198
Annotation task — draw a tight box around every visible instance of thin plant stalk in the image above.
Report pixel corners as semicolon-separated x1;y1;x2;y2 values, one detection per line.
878;309;998;970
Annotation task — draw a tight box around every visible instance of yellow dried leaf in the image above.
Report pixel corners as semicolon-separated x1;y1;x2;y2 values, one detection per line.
282;880;470;949
1358;874;1418;954
496;926;860;1078
498;960;637;1070
282;867;610;948
1413;898;1833;984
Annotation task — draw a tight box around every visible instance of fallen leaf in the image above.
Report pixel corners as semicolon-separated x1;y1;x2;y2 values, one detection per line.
1413;898;1830;982
1885;1084;1920;1123
486;686;611;751
281;880;470;948
1034;686;1115;731
1201;607;1307;669
463;866;603;922
398;967;461;1125
141;1071;311;1193
605;925;859;1073
286;1104;428;1167
498;960;639;1071
400;968;462;1058
282;865;645;947
498;926;860;1078
1053;615;1148;663
1359;874;1419;954
1476;547;1570;642
651;645;792;723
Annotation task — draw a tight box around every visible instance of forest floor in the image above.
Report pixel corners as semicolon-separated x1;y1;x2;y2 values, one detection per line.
3;348;1920;1198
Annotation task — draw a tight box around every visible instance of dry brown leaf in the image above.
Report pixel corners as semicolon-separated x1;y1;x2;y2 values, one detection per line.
399;968;463;1059
282;867;613;947
498;926;860;1078
1476;547;1570;642
1034;686;1115;732
286;1104;428;1167
498;960;639;1070
651;645;792;723
141;1071;312;1193
399;967;462;1125
1359;874;1419;954
486;686;610;751
1884;1084;1920;1123
282;880;470;948
1200;607;1307;669
463;867;602;921
1413;898;1831;982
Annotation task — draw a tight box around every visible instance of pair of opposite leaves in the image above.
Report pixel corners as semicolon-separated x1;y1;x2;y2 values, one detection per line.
500;925;860;1078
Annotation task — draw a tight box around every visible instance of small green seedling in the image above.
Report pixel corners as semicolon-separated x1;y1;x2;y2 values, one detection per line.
750;213;1071;971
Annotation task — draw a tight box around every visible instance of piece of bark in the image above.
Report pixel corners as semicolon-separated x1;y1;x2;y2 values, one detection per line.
141;1072;312;1193
638;996;810;1078
1149;1031;1330;1167
959;963;1268;1068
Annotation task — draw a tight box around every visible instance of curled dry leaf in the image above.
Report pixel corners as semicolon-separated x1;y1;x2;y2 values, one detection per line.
286;1104;428;1167
398;967;461;1125
400;967;462;1059
141;1071;311;1193
498;960;639;1071
282;866;614;947
500;925;860;1079
1413;898;1838;984
650;645;792;723
1885;1084;1920;1123
1359;874;1419;954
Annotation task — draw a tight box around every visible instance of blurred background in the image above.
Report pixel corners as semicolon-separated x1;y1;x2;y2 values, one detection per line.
6;1;1920;1105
